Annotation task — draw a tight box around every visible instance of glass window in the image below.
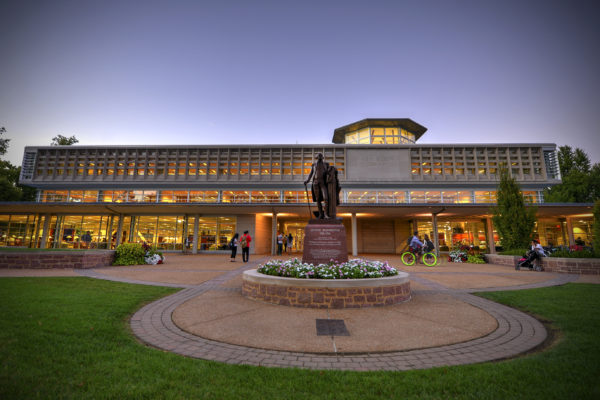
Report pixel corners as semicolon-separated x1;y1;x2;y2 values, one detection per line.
83;191;98;202
522;191;538;203
160;191;174;203
251;191;280;203
173;191;188;202
69;191;84;202
572;217;593;246
143;190;157;202
346;191;376;203
410;191;425;203
535;219;567;247
222;191;250;203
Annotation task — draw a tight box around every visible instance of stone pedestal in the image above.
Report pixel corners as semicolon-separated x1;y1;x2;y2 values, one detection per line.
302;219;348;265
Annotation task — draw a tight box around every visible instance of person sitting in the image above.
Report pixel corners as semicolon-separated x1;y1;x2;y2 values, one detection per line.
524;239;546;269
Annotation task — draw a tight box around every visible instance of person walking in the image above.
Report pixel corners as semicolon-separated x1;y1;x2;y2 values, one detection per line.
287;233;293;254
276;232;283;255
241;230;252;262
229;233;239;262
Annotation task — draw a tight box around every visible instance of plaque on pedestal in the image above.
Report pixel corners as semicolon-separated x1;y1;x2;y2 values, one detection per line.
302;219;348;265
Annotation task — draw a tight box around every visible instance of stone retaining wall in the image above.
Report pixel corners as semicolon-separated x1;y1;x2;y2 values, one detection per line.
485;254;600;275
242;269;411;309
0;251;115;269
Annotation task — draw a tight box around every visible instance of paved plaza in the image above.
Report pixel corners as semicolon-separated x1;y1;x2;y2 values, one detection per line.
2;254;597;370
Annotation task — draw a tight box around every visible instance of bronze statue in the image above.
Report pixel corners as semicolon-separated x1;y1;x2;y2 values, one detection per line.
304;153;340;219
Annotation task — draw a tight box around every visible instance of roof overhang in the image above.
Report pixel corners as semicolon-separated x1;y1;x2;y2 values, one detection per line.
0;202;593;219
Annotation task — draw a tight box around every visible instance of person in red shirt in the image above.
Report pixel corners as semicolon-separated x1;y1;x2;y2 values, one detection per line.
241;230;252;262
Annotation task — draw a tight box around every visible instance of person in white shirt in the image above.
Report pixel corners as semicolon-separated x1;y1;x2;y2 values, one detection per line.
409;232;424;252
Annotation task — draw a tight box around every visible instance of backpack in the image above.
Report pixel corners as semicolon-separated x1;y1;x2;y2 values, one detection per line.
240;236;247;248
229;239;234;250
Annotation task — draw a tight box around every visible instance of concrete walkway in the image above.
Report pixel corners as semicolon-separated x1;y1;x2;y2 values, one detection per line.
71;254;583;370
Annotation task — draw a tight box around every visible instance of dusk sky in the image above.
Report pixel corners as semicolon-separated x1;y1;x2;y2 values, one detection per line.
1;0;599;166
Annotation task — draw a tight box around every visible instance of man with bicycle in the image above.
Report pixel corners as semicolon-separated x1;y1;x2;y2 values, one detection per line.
409;232;424;262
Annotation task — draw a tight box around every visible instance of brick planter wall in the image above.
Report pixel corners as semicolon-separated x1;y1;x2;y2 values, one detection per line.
485;254;600;275
242;269;411;309
0;250;115;269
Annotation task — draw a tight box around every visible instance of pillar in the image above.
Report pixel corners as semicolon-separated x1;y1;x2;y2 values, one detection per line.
115;215;124;247
486;217;496;254
271;212;278;256
40;214;51;249
432;213;439;257
566;217;575;246
192;214;199;254
351;212;358;256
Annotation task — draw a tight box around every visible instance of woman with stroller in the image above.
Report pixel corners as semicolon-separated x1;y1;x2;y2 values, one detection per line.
518;239;546;270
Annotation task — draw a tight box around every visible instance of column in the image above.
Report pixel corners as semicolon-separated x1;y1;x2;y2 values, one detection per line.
351;212;358;256
486;217;496;254
115;215;124;247
566;217;575;246
271;212;278;256
40;214;51;249
192;214;199;254
432;213;439;257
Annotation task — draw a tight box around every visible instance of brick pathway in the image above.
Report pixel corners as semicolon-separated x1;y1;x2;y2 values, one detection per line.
78;260;579;371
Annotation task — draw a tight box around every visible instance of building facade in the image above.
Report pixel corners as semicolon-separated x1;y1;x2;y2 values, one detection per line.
1;119;595;254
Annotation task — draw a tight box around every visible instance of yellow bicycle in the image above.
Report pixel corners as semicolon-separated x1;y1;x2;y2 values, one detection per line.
401;248;438;267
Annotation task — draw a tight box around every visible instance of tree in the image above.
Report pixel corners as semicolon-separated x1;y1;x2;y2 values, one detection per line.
492;167;537;250
0;127;36;201
594;200;600;257
544;146;599;203
51;135;79;146
0;126;9;155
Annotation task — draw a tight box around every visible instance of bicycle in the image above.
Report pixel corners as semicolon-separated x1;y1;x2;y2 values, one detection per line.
401;246;438;267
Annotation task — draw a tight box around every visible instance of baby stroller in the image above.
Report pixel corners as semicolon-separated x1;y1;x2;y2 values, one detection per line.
516;250;543;271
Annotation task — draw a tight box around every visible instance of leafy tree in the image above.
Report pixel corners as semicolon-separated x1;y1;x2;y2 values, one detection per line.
544;146;599;203
594;200;600;257
0;127;36;201
51;135;79;146
492;166;537;250
0;126;9;155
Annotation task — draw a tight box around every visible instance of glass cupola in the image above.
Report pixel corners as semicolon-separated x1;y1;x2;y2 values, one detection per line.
332;118;427;145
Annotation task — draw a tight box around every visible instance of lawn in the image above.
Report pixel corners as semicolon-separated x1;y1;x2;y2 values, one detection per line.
0;278;598;399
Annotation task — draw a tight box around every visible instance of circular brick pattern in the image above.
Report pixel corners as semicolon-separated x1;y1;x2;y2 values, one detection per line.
78;260;580;370
241;269;411;308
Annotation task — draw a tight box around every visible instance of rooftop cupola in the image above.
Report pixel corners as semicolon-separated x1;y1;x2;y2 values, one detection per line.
332;118;427;145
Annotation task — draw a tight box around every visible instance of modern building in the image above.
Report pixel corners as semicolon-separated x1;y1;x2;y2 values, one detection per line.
0;118;595;254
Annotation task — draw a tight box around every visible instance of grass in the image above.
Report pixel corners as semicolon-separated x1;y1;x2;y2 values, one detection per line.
0;278;599;399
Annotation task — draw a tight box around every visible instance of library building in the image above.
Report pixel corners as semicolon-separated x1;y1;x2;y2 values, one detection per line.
0;118;594;255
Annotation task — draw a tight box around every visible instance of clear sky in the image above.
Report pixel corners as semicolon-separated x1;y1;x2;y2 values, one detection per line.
1;0;599;166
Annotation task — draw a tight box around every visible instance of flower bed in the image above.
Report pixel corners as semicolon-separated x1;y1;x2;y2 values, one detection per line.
257;258;398;279
243;268;411;309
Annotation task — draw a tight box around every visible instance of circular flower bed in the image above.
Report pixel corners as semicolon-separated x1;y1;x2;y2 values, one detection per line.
257;258;398;279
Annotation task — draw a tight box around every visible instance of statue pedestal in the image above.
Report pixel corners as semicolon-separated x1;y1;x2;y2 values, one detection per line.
302;219;348;265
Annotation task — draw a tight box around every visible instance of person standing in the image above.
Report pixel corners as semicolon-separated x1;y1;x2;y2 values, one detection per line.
277;232;283;255
230;233;239;262
287;233;293;254
81;231;92;249
241;230;252;262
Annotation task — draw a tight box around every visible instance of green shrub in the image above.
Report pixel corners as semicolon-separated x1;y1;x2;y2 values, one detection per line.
467;254;486;264
113;243;146;266
549;249;599;258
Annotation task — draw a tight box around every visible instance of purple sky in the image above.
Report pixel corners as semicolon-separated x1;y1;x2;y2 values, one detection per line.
1;0;599;166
